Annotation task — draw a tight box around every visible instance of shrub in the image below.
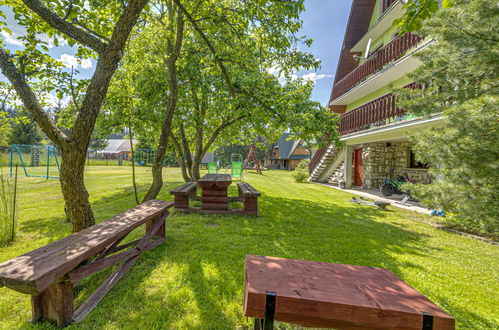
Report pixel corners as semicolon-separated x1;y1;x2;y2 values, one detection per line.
295;159;310;171
293;159;310;183
293;170;309;183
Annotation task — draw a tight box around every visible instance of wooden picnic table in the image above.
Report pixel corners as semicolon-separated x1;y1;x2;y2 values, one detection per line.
244;255;455;330
197;174;232;211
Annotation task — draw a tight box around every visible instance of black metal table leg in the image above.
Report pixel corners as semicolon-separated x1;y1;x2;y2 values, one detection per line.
254;318;263;330
263;291;276;330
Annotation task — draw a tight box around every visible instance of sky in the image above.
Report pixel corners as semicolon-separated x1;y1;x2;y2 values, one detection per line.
0;0;352;107
298;0;351;105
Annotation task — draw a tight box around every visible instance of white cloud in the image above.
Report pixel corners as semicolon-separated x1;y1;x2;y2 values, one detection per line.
301;72;334;82
59;54;78;68
1;30;23;47
58;54;93;70
80;58;93;69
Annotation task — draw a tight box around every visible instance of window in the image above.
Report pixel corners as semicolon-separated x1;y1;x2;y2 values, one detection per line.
408;150;429;169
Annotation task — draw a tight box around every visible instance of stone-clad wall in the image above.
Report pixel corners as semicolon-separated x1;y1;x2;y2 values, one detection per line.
361;141;430;189
324;141;431;188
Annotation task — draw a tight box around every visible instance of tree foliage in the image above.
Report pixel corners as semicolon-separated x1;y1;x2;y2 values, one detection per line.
105;0;339;184
397;0;499;236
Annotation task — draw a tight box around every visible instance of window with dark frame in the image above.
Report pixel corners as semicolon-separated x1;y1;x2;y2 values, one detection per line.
409;149;430;169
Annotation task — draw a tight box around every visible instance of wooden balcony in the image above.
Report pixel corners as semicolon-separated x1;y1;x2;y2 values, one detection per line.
331;33;423;101
339;93;402;135
310;84;421;174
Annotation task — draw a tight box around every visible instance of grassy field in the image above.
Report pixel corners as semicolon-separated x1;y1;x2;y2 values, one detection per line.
0;166;497;329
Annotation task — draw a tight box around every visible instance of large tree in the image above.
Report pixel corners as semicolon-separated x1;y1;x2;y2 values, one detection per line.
105;0;338;194
396;0;498;236
0;0;148;231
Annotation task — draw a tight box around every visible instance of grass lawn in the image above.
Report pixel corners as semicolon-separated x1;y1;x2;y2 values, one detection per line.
0;166;497;329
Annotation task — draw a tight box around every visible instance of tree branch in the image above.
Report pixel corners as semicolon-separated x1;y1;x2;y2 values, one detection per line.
201;114;247;156
21;0;107;54
71;0;148;144
0;48;68;145
173;0;235;95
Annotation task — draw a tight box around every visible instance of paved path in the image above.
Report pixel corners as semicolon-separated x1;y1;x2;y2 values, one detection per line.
316;183;430;214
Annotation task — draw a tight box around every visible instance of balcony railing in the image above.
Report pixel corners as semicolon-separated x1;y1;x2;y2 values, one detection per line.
339;93;403;135
331;33;423;101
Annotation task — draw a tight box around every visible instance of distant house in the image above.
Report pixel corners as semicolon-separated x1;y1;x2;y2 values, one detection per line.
268;133;310;170
93;139;138;160
201;152;215;164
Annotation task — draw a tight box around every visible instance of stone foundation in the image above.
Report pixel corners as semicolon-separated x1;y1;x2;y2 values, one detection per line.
361;141;431;189
325;141;431;189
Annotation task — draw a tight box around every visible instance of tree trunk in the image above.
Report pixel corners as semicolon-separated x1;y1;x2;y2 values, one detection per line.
142;6;184;201
59;146;95;232
191;158;201;181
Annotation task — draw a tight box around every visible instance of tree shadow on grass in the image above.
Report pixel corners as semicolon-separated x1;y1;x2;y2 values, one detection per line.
72;192;447;328
6;183;484;329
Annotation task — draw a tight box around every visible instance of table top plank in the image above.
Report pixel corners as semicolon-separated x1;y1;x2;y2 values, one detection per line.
198;174;232;189
244;255;454;329
0;200;173;294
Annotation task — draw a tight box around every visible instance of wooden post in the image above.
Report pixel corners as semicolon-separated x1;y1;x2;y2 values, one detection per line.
31;278;74;327
344;145;353;189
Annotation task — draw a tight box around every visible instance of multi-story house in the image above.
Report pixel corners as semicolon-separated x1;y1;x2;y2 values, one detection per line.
309;0;443;189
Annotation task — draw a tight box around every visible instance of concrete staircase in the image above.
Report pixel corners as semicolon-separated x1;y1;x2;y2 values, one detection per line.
309;144;346;182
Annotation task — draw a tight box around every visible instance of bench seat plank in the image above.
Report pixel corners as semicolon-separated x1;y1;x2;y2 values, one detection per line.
0;200;173;295
169;182;197;196
237;182;261;197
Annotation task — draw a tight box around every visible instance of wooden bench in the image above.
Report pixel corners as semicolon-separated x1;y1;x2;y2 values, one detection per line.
237;182;261;215
170;182;197;209
0;200;174;327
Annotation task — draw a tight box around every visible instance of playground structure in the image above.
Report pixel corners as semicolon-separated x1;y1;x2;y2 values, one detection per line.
133;149;156;166
243;145;262;174
9;144;60;179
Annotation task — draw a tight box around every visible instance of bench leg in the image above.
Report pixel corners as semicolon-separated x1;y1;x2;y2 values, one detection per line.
146;211;168;239
174;195;189;209
243;197;258;215
31;279;74;327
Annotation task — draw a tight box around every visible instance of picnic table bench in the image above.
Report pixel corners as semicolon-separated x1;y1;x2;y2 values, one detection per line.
237;182;261;215
244;255;455;330
169;182;197;209
0;200;174;327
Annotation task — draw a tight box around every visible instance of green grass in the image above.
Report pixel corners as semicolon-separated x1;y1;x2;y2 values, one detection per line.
0;167;497;329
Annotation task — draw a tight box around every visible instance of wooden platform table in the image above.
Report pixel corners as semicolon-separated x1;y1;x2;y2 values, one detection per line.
244;255;455;330
197;174;232;211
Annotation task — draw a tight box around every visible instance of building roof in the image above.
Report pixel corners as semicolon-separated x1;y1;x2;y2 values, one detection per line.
330;0;376;104
272;133;307;160
99;139;138;154
201;152;214;164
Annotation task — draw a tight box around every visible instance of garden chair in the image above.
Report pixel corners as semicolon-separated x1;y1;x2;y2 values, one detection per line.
207;162;218;173
231;161;243;181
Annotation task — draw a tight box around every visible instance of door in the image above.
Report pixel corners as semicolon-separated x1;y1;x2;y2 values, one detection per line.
353;148;363;186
